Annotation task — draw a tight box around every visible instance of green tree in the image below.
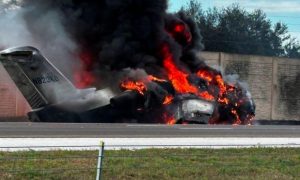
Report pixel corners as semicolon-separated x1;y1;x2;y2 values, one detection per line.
180;0;300;58
284;38;300;58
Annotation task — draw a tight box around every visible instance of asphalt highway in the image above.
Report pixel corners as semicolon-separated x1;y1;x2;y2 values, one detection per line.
0;122;300;138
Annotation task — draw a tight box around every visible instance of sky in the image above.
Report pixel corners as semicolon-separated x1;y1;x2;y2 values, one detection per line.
168;0;300;41
0;0;299;41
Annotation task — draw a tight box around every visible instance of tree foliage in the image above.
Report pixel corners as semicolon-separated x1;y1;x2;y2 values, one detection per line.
180;0;300;58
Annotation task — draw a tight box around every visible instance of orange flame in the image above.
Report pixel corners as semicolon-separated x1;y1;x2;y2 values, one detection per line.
196;70;213;83
163;95;174;105
231;109;242;125
196;67;249;124
163;113;176;125
215;75;226;95
199;91;214;101
162;45;198;94
162;44;214;101
118;43;253;125
120;81;147;95
147;75;167;82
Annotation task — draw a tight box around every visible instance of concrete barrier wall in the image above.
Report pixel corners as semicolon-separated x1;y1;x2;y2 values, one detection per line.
273;57;300;120
200;52;300;120
0;52;299;120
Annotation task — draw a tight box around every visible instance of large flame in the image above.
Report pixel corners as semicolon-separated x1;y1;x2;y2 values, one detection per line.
120;44;254;125
162;44;214;101
114;21;254;125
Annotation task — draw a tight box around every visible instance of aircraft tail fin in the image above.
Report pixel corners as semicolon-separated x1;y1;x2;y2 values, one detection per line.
0;46;84;109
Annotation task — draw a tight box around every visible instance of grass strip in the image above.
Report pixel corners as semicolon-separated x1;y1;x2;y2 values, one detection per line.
0;148;299;180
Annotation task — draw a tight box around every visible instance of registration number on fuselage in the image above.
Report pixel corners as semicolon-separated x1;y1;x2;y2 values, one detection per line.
32;73;59;85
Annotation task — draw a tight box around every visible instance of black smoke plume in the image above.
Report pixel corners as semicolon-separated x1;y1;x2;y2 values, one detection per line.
18;0;206;72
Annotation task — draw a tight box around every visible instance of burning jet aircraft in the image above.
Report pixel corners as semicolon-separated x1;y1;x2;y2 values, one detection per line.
0;47;252;124
0;46;217;123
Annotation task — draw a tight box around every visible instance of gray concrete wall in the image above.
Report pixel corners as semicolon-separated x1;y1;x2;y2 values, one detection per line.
200;52;300;120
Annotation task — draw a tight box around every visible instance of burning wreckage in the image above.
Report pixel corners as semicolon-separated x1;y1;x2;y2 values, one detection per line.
0;1;255;125
0;44;255;125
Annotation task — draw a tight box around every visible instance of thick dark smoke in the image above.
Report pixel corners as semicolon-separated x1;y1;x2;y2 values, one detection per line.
18;0;206;74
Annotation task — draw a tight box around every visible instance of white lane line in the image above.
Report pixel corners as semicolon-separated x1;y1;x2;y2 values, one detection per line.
127;125;171;127
0;138;300;151
127;125;233;129
179;128;233;130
